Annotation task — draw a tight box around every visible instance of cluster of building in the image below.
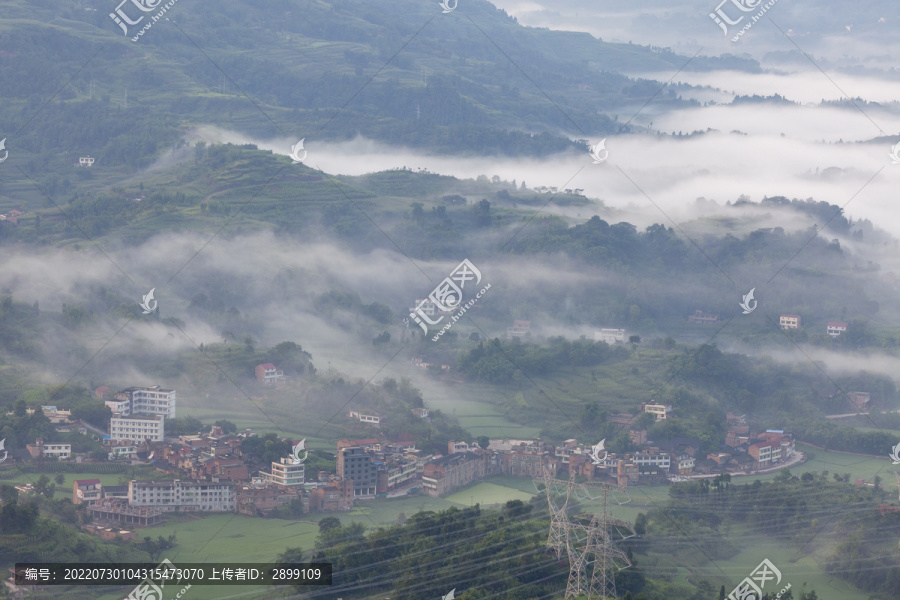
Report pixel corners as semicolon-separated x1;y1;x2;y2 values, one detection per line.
104;385;176;444
66;428;354;527
779;314;849;337
0;208;23;226
19;413;802;536
7;382;807;538
689;310;850;337
717;414;797;470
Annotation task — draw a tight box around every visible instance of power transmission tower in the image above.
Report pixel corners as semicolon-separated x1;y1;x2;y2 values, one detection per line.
535;465;577;559
535;463;636;600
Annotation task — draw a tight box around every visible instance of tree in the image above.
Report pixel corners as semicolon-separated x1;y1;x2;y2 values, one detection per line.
0;500;39;533
410;202;424;223
633;412;656;430
276;546;304;564
473;199;491;226
214;420;237;434
318;517;341;534
34;475;55;498
0;484;18;505
54;474;65;485
476;436;490;449
633;512;647;535
628;335;641;354
70;399;112;429
241;433;291;465
580;401;600;427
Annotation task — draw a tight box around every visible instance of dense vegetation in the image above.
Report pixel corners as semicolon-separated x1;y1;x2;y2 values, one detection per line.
456;337;631;383
284;502;569;600
636;469;899;599
0;0;764;183
273;471;883;600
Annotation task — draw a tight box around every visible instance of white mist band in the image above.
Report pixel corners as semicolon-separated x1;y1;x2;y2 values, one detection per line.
431;283;491;341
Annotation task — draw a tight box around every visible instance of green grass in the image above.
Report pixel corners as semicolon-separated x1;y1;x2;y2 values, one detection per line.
756;444;897;486
703;535;872;600
443;480;536;507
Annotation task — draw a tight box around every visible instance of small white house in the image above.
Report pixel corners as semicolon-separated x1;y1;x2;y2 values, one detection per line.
826;321;847;337
594;328;626;344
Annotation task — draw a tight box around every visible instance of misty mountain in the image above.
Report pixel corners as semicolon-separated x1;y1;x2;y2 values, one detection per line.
0;0;760;178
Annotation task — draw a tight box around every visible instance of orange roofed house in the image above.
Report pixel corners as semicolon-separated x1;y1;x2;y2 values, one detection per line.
255;363;284;386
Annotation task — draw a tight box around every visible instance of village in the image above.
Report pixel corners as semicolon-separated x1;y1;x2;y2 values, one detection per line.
2;368;817;539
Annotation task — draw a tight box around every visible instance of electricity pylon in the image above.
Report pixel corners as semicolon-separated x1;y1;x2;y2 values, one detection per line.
535;463;636;599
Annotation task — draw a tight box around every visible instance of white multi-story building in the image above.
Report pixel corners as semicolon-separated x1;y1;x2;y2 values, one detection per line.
643;403;671;421
42;442;72;459
348;410;381;425
448;441;470;454
104;399;130;415
128;480;235;512
108;445;138;460
260;457;305;488
594;329;626;344
633;452;671;470
675;454;695;474
779;314;801;330
110;414;165;443
114;385;176;419
409;299;436;317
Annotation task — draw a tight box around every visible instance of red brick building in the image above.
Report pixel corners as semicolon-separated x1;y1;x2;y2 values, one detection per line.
235;485;301;516
309;479;354;512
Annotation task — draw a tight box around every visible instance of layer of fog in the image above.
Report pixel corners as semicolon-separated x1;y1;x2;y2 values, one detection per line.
491;0;900;68
4;222;900;404
181;121;900;242
639;69;900;118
